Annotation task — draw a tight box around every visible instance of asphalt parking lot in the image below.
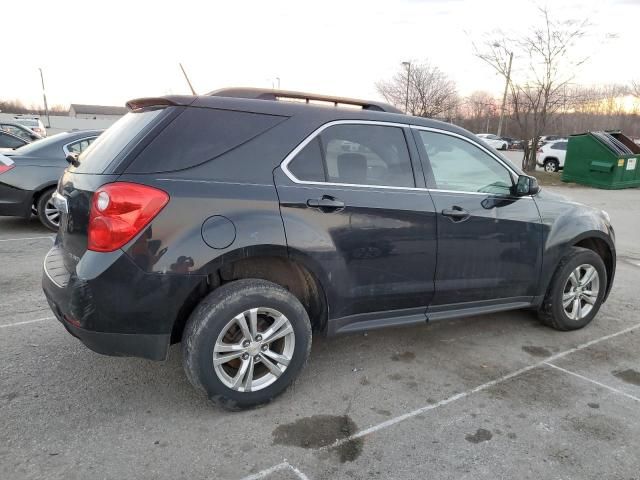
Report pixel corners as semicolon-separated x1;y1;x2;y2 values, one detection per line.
1;184;639;480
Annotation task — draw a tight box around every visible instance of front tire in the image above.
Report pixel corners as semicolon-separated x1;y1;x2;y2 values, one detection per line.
538;247;607;331
182;279;312;410
543;159;559;173
36;188;60;231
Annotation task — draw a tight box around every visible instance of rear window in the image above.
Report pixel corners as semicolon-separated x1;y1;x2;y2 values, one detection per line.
72;108;164;173
125;107;286;174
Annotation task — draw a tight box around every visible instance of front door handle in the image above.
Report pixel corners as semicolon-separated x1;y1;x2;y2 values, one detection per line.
307;196;345;212
441;206;470;222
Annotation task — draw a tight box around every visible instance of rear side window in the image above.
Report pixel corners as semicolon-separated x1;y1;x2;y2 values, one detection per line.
288;137;325;182
73;108;164;173
552;142;567;150
127;108;286;173
287;124;415;188
0;132;25;148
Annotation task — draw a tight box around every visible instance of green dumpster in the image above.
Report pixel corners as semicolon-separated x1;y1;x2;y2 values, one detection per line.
562;131;640;189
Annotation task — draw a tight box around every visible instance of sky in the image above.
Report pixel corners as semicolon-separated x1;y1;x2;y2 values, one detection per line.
3;0;640;109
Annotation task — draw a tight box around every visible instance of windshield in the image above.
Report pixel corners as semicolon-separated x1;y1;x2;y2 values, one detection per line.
72;108;164;174
16;119;39;127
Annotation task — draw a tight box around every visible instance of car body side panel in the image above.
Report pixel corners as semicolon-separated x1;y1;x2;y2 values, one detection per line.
533;189;616;301
118;174;288;276
273;168;438;321
0;164;63;216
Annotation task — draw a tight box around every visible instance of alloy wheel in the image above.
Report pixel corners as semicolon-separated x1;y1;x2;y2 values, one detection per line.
45;198;61;227
562;264;600;321
213;307;295;392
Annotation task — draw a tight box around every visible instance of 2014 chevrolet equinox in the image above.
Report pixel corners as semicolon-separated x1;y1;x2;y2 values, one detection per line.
42;88;615;409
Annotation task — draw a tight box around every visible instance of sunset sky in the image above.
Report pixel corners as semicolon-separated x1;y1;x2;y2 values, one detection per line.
3;0;640;109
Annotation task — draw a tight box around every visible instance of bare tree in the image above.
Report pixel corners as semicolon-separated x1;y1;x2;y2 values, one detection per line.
376;61;458;118
632;80;640;99
474;7;589;171
462;91;499;133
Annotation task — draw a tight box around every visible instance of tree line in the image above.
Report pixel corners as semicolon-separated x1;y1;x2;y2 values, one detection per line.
376;7;640;171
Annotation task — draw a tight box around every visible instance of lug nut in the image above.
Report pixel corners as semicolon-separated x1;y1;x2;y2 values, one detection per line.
255;335;262;341
261;344;268;351
242;340;250;348
242;353;249;360
254;355;260;361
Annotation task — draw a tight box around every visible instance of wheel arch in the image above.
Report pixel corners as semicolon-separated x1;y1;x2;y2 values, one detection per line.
571;233;615;301
31;181;57;207
172;247;330;343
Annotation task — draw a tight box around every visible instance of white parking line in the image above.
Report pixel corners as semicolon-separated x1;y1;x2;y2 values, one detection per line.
0;235;54;243
241;462;310;480
545;362;640;403
241;320;640;480
0;317;53;328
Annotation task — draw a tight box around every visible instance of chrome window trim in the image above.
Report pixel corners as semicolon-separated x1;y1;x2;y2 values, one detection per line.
410;125;520;179
62;136;97;156
280;120;421;191
279;119;533;199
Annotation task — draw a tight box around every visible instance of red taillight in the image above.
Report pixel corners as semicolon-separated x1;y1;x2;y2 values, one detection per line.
0;164;14;174
88;182;169;252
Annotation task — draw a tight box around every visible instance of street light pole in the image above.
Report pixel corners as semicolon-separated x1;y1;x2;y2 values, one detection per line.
497;50;513;137
38;68;51;128
402;61;411;114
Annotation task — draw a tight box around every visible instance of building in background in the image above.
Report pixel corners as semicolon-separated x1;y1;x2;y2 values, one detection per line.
68;104;127;120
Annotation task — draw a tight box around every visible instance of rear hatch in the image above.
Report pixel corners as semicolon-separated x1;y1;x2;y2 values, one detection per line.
56;106;171;273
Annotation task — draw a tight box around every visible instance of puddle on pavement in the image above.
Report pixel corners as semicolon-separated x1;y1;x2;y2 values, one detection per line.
613;368;640;386
465;428;493;443
522;345;552;357
272;414;363;462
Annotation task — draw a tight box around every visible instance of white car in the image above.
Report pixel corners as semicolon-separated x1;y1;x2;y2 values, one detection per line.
537;140;568;172
476;133;508;151
13;116;47;137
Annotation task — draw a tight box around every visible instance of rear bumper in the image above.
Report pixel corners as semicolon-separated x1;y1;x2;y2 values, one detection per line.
0;182;32;217
42;245;206;361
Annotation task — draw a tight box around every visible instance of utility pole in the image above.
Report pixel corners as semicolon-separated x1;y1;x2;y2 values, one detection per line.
179;63;197;95
38;68;51;128
402;61;411;114
496;50;513;137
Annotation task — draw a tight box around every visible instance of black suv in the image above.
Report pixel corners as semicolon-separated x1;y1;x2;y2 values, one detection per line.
43;88;615;409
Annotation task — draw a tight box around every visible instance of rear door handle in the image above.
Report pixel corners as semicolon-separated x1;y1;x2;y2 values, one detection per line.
441;206;470;222
307;196;345;212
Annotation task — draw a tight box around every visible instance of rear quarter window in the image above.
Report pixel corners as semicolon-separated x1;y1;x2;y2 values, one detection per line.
72;108;164;173
125;108;287;174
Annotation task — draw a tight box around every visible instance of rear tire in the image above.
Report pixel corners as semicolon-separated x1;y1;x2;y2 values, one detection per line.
182;279;312;410
36;188;60;231
538;247;606;331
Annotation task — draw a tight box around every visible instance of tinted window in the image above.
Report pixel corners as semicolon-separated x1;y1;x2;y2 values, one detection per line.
72;108;163;173
289;124;414;188
1;125;31;141
127;108;286;174
552;142;567;150
67;138;95;154
418;131;513;195
288;137;325;182
0;132;25;148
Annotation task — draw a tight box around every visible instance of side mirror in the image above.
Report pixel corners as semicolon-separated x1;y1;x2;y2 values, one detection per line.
514;175;540;196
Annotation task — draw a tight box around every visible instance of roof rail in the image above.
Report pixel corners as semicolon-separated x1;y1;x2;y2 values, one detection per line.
207;87;403;114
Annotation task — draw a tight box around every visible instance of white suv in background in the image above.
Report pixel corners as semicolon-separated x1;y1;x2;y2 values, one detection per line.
476;133;508;150
537;140;568;172
13;116;47;137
